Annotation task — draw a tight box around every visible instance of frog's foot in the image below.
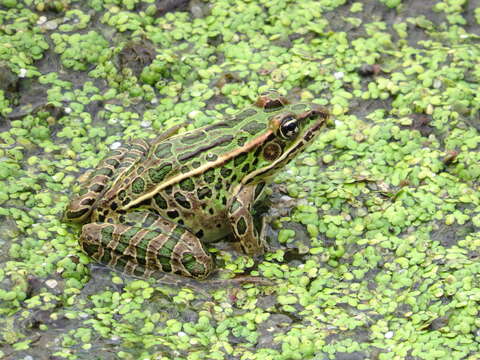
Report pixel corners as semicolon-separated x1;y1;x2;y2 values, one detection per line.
79;220;214;279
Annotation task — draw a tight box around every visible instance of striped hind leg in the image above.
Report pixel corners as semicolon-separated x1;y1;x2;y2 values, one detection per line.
79;211;214;279
64;139;150;223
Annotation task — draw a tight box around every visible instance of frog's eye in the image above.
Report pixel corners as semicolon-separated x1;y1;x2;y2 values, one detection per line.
279;115;299;139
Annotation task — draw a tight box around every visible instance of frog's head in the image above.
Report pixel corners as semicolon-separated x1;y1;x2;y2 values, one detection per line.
242;96;332;185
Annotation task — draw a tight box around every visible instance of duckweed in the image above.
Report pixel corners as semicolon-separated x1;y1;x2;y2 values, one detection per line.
1;0;480;359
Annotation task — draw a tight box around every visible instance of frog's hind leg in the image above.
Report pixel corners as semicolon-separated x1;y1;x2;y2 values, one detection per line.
64;139;150;223
79;212;214;279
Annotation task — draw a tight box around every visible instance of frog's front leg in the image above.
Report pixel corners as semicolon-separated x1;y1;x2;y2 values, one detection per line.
79;213;214;279
227;182;268;256
64;139;150;223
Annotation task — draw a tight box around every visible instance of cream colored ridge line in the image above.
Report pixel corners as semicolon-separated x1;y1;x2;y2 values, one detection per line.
122;131;274;210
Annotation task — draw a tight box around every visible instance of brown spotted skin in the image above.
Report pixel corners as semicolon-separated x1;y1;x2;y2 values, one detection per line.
64;92;331;279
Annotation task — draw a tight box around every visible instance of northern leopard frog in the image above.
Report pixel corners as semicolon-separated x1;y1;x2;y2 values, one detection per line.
64;92;330;279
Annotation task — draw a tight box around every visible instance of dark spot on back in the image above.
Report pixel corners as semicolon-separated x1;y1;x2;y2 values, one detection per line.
292;103;308;112
203;168;215;183
178;135;233;163
220;168;232;178
204;122;231;131
174;192;191;209
179;178;195;192
154;142;173;159
242;121;267;135
197;187;212;200
167;210;179;219
181;131;206;145
148;163;172;183
237;136;248;146
234;152;248;167
235;108;257;121
131;177;146;194
254;145;263;158
153;193;168;209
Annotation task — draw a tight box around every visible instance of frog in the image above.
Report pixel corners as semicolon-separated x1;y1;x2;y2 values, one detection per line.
64;91;331;279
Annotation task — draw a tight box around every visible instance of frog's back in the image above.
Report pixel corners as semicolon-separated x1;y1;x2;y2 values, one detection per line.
108;106;269;204
100;99;319;218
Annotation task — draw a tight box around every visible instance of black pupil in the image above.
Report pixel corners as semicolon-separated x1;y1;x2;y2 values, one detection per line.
282;117;297;137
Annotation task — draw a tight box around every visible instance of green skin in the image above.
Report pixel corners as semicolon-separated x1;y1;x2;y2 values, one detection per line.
64;93;330;279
